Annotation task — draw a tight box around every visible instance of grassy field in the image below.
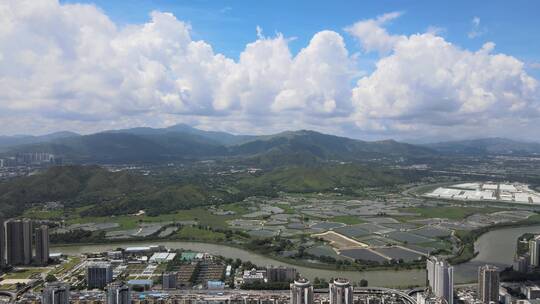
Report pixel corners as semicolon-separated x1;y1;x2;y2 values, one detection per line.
329;215;365;225
221;203;250;215
64;207;242;230
22;208;65;220
4;268;49;279
274;202;296;214
52;256;81;276
174;226;226;241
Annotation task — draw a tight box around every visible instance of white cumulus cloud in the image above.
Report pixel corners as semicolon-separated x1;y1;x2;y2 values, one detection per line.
345;11;406;54
0;1;539;141
350;16;539;138
0;0;356;136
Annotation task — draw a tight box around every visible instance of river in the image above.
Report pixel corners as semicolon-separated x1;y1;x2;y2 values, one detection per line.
453;224;540;283
51;225;540;288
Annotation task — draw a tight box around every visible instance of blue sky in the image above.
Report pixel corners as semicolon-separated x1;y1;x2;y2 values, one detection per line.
62;0;540;75
1;0;540;141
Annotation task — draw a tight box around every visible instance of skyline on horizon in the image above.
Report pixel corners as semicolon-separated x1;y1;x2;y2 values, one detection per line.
1;0;540;142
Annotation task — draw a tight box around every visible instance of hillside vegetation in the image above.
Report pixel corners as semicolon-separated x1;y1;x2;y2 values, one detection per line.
2;127;435;165
0;163;417;218
238;164;410;193
0;166;212;218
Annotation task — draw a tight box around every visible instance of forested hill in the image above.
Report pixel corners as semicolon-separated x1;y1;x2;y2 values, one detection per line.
4;126;540;166
2;127;435;165
0;163;421;219
0;165;217;218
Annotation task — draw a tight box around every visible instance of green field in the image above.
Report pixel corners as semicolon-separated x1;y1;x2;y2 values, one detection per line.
22;208;65;220
4;268;49;279
221;203;250;215
52;257;81;276
274;202;296;214
64;207;242;230
174;226;226;241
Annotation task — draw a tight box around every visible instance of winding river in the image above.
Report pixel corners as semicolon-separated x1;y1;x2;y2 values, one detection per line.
52;225;540;288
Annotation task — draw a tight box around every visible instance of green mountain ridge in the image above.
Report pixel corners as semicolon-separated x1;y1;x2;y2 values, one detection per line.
0;131;80;151
2;127;435;165
424;137;540;155
7;126;539;166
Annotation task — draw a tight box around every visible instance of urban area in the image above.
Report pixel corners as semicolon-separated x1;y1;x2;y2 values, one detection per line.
1;217;540;304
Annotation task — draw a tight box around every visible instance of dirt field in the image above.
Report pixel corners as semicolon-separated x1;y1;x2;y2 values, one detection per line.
312;231;368;249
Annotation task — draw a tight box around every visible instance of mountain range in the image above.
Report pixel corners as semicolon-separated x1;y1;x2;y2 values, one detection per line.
0;131;79;150
423;137;540;156
1;124;539;164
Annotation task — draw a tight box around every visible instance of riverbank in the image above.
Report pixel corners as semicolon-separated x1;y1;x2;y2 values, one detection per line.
450;214;540;265
51;240;428;288
51;221;540;287
52;213;540;272
51;237;425;273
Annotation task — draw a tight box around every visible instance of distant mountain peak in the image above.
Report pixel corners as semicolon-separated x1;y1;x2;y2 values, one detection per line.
424;137;540;155
165;123;194;131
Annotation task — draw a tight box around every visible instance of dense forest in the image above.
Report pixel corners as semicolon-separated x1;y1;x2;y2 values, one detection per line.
0;163;421;219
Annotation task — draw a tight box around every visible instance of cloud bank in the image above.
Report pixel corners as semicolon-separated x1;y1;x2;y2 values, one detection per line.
0;0;538;141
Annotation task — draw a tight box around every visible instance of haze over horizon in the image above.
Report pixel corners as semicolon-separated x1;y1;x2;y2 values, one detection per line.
4;123;540;146
1;0;540;142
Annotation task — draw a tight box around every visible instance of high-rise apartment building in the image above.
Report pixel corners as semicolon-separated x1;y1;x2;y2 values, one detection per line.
290;278;313;304
427;257;454;304
529;236;540;267
513;254;530;273
35;225;50;265
0;219;5;268
42;282;70;304
478;265;500;304
6;219;33;265
266;265;297;282
329;278;353;304
87;262;113;289
162;272;177;289
107;282;130;304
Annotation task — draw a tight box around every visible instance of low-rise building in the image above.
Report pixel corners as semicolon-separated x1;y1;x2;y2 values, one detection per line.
207;280;225;290
524;285;540;300
499;287;513;304
149;252;176;264
242;268;266;284
127;279;153;291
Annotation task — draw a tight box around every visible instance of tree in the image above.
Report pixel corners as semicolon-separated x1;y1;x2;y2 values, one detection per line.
296;246;305;258
359;279;368;287
46;274;58;283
